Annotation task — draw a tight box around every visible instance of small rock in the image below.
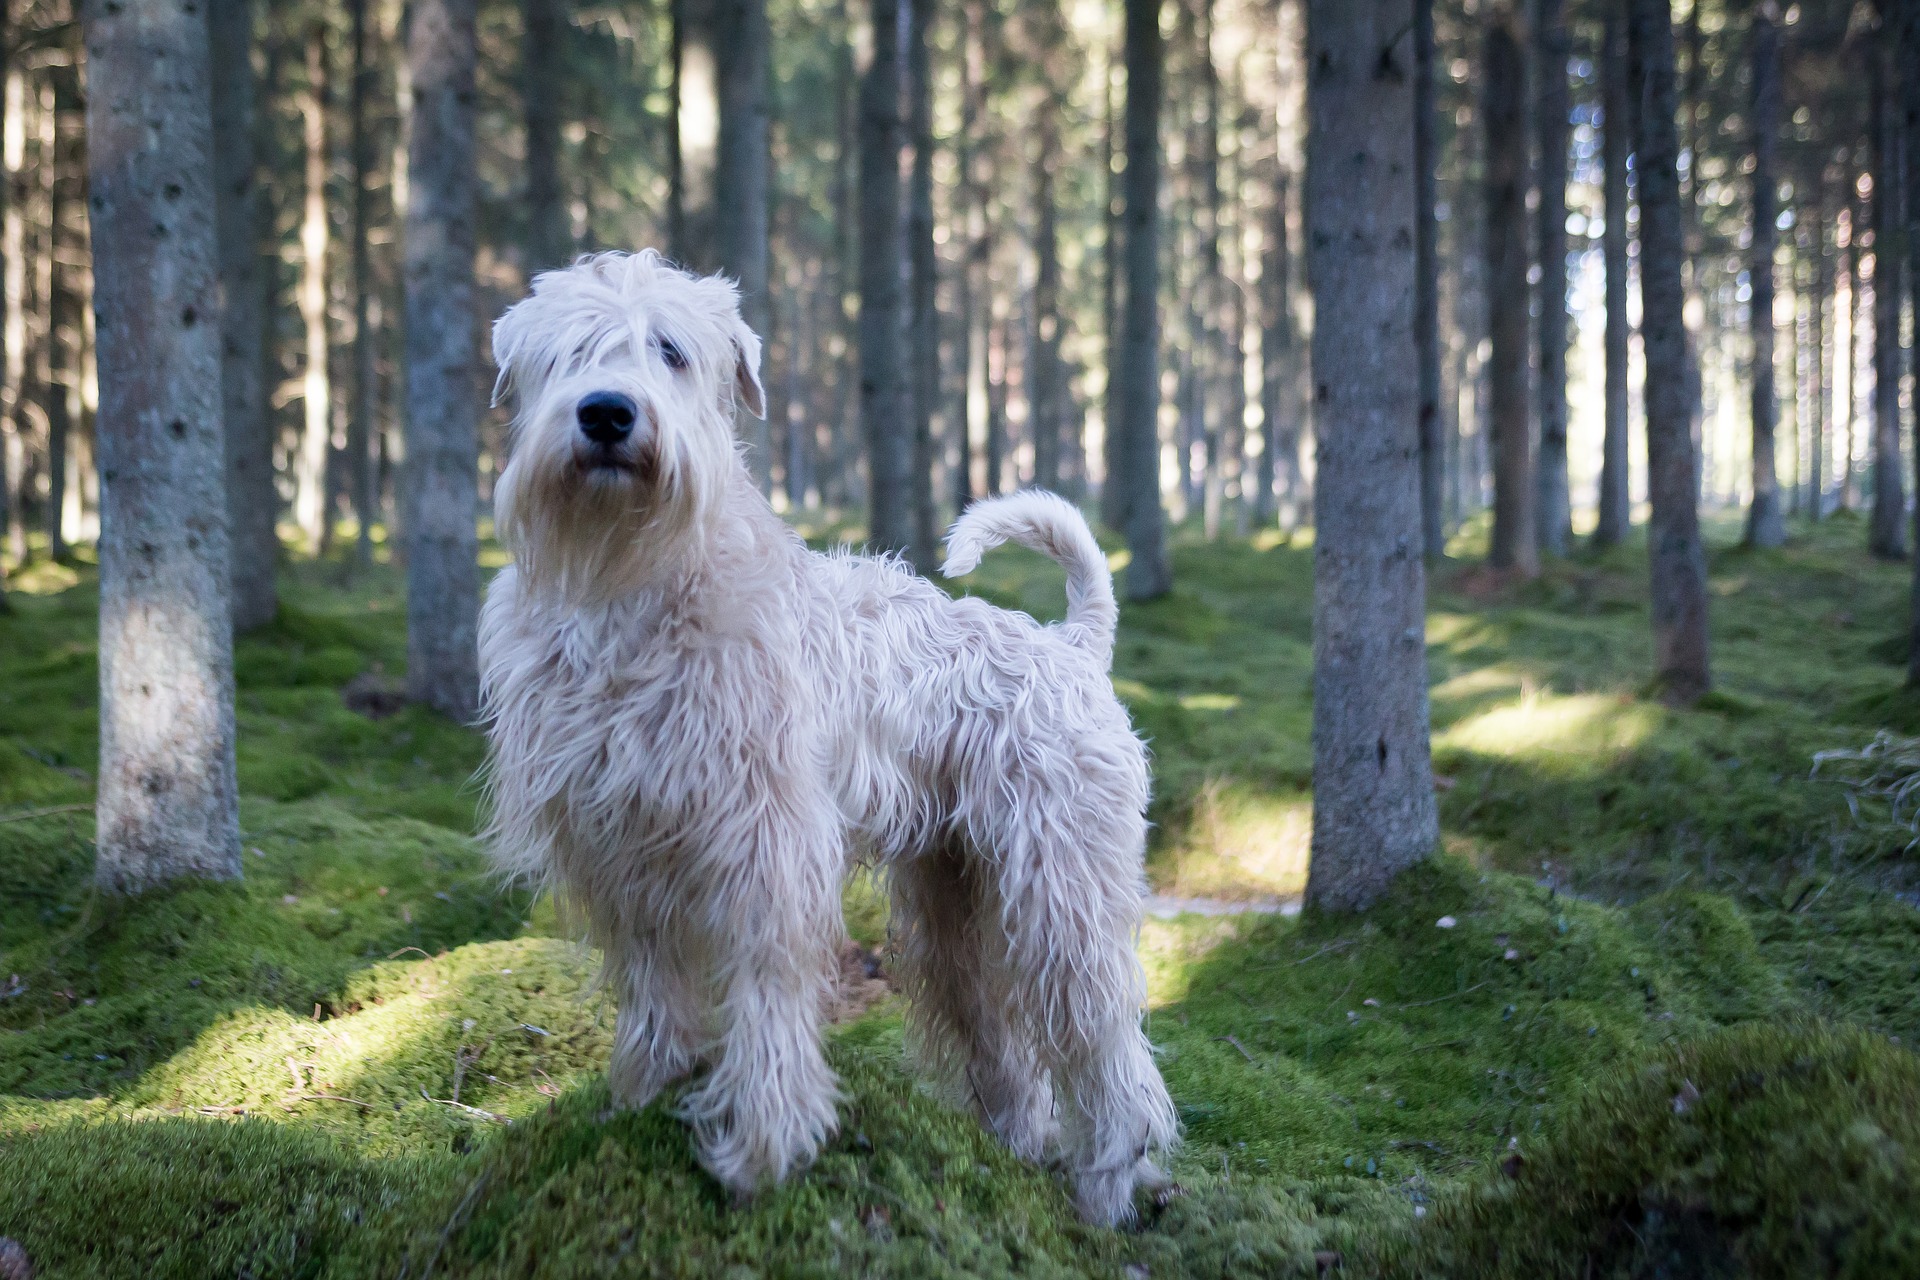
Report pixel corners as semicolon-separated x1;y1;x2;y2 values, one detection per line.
1124;1265;1151;1280
0;1237;33;1280
1362;998;1380;1007
1672;1079;1702;1114
1499;1151;1525;1179
1314;1250;1343;1273
1504;948;1520;961
341;671;408;720
1435;916;1456;929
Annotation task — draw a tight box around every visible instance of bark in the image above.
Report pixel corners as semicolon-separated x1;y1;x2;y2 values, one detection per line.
403;0;482;719
858;0;912;555
1595;4;1632;548
716;0;772;491
43;63;81;565
904;0;938;565
1414;0;1443;558
523;0;568;273
1030;137;1063;494
349;0;377;572
670;0;719;271
1534;0;1571;556
211;0;275;628
86;0;242;891
1100;15;1121;526
1868;19;1905;560
1744;5;1785;549
1811;195;1830;518
295;24;331;550
1118;0;1170;599
0;1;10;611
1630;0;1711;703
1303;0;1437;913
1904;0;1920;685
956;0;988;512
1259;161;1297;528
1483;17;1536;575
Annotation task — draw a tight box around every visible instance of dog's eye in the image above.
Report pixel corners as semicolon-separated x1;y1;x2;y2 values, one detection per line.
658;337;688;371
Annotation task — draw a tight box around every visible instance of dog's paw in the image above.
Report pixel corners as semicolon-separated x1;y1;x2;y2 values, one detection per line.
1071;1157;1169;1228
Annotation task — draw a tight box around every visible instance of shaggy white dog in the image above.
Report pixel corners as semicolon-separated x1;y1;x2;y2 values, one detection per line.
479;250;1177;1225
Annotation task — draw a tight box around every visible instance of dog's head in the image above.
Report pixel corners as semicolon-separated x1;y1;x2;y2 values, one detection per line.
491;250;766;602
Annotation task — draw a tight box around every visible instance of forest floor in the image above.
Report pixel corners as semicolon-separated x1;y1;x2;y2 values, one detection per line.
3;512;1919;1278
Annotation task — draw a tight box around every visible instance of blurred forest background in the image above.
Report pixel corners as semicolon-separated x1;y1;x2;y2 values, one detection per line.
0;0;1908;596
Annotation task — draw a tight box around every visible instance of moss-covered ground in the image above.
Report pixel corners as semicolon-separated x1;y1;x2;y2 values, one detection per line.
3;513;1918;1277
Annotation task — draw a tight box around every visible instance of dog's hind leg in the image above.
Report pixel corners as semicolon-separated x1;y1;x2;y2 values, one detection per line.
605;932;699;1110
996;812;1179;1227
889;840;1056;1162
678;812;844;1196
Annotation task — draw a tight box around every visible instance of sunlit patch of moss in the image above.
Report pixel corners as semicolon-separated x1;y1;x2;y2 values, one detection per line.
1437;692;1661;765
1149;779;1309;902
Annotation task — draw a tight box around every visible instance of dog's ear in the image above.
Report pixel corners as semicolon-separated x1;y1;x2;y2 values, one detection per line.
731;320;767;420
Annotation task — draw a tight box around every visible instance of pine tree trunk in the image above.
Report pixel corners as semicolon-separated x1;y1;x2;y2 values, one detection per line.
86;0;242;892
1811;196;1830;519
1303;0;1437;913
1595;3;1632;549
671;0;720;271
1868;23;1905;560
1744;6;1785;548
1904;0;1920;685
43;62;82;565
1258;161;1295;528
858;0;912;554
1030;137;1063;495
522;0;568;273
349;0;377;573
956;0;987;513
0;1;10;612
1534;0;1571;556
904;0;938;565
210;0;275;627
716;0;772;491
402;0;481;719
1484;17;1536;575
1413;0;1443;558
1100;14;1122;527
1630;0;1711;703
295;25;332;551
1118;0;1170;599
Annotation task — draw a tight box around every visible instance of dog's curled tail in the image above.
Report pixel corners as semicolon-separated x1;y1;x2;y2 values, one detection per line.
942;490;1118;661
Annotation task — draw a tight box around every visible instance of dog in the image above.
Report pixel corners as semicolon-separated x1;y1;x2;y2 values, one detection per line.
478;250;1177;1225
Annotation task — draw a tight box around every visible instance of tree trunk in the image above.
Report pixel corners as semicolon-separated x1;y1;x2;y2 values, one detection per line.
1534;0;1571;556
295;24;332;552
1030;135;1063;495
210;0;274;625
904;0;938;565
86;0;242;892
670;0;720;271
1413;0;1443;558
403;0;482;719
1630;0;1711;703
957;0;988;513
1303;0;1437;913
1744;5;1785;548
1904;0;1920;685
1595;4;1632;549
716;0;772;492
522;0;568;274
1258;160;1296;529
1118;0;1170;599
0;1;10;612
858;0;912;555
1484;17;1536;575
1868;20;1905;560
1100;13;1121;526
348;0;377;573
1811;195;1830;519
43;63;82;565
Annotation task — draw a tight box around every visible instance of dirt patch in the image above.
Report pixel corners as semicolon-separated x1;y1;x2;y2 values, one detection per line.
825;941;891;1024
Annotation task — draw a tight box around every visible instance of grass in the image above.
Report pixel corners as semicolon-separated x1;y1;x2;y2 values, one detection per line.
2;512;1918;1277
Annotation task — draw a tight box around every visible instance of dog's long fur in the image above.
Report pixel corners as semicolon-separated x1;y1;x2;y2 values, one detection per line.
479;250;1177;1225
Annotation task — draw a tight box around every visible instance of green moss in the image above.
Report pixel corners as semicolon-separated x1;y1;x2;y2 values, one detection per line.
1386;1022;1920;1278
4;520;1920;1276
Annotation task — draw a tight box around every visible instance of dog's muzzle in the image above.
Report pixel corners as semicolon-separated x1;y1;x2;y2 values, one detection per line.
572;391;651;477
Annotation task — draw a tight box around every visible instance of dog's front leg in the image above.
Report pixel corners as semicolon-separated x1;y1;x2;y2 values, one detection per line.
677;811;843;1197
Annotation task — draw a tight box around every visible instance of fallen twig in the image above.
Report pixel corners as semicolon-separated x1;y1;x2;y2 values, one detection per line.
420;1087;511;1124
0;803;90;825
1213;1034;1259;1065
1394;982;1489;1011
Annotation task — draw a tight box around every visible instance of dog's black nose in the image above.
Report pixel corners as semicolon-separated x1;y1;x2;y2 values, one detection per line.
577;391;638;444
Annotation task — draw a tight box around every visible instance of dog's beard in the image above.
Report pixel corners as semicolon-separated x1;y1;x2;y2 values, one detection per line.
497;423;711;605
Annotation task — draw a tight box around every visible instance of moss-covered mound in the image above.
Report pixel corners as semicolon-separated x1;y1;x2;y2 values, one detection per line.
1392;1022;1920;1278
